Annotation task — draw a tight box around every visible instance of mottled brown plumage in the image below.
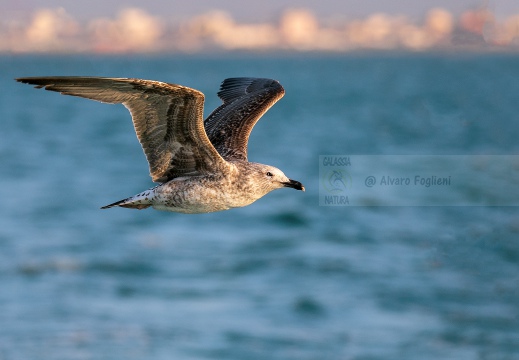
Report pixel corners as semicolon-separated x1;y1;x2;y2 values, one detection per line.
16;76;304;213
205;77;285;161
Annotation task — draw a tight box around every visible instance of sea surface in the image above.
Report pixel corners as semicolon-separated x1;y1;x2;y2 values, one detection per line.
1;53;519;360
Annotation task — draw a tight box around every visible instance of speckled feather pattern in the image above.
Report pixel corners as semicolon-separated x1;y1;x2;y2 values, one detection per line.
16;76;304;213
204;78;285;161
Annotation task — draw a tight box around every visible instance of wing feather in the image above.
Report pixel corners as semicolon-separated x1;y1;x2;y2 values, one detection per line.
16;76;227;182
204;77;285;161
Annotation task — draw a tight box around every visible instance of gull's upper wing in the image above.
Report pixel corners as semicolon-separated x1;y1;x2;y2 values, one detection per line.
16;76;227;183
204;78;285;161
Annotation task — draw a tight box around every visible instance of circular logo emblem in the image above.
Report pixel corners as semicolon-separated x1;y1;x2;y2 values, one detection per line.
322;169;351;193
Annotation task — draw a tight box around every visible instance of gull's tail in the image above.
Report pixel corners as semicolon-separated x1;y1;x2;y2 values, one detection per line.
101;189;155;210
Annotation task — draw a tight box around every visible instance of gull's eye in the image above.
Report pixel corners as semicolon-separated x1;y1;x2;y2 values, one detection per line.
266;172;273;177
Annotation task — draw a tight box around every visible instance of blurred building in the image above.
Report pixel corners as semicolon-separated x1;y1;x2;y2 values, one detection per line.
1;6;518;53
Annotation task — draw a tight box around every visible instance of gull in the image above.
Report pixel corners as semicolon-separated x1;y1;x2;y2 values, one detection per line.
16;76;304;213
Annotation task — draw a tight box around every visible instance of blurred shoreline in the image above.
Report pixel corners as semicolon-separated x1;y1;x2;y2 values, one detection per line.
1;6;518;54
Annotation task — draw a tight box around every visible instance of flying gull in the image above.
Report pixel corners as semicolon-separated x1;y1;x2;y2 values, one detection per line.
16;76;304;213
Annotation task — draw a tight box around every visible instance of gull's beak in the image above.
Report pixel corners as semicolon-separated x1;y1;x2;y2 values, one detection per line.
283;179;305;191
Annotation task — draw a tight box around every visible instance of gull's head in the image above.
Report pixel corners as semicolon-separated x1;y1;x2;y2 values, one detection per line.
250;163;305;194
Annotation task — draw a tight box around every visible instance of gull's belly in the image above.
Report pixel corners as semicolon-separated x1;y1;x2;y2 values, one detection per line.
151;177;259;214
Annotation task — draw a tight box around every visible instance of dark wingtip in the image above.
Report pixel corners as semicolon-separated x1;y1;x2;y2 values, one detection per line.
16;77;36;83
16;77;47;88
217;77;283;103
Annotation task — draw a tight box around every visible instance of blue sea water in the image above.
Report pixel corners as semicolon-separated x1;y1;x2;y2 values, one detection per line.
1;53;519;359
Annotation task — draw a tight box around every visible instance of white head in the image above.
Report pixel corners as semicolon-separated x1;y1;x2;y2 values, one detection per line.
246;163;305;197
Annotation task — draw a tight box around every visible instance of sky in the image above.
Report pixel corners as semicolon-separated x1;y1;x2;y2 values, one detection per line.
3;0;519;22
